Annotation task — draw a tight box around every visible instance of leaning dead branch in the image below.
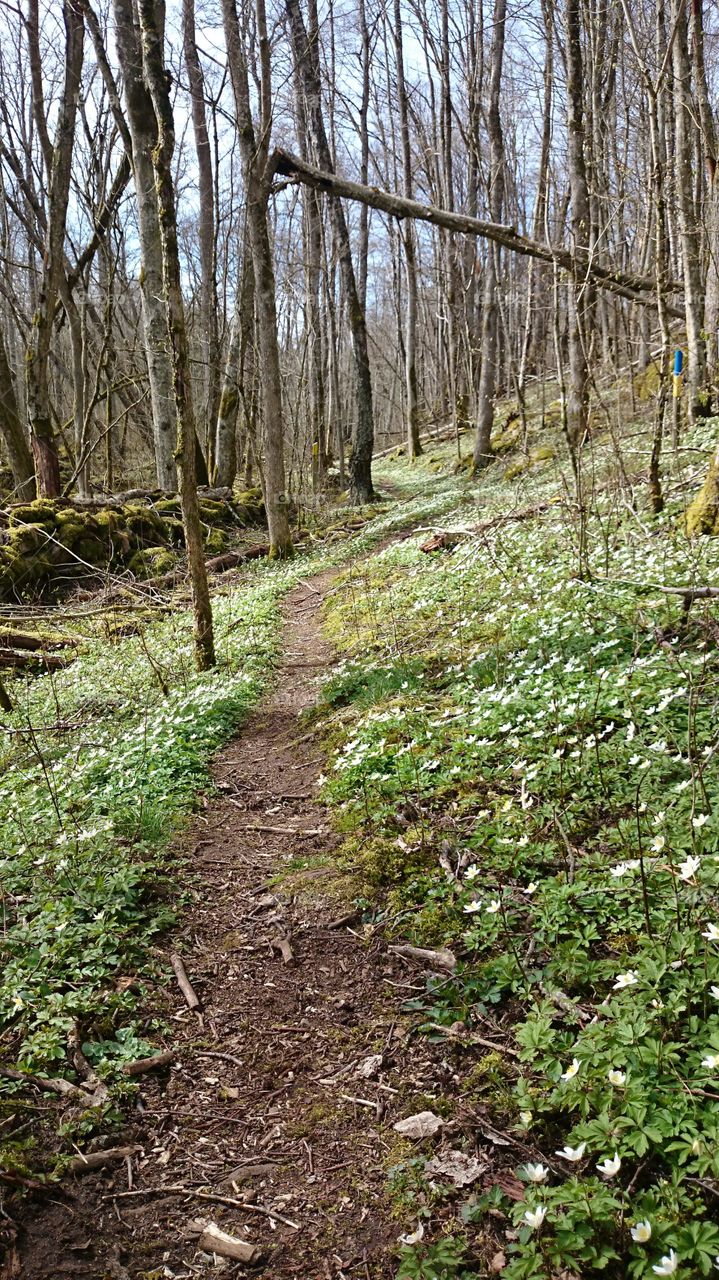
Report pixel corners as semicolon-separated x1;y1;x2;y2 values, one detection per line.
272;149;684;316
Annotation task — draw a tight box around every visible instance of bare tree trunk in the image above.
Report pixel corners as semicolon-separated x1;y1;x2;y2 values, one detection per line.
564;0;594;448
221;0;293;556
691;0;719;386
285;0;375;502
112;0;176;490
672;0;706;416
0;327;35;499
137;0;215;669
25;0;84;497
215;245;254;488
392;0;421;459
472;0;506;472
183;0;220;462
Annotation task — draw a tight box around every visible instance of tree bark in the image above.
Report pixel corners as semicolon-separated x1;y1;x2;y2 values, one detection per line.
564;0;595;447
0;326;35;499
285;0;375;502
182;0;220;461
112;0;176;490
25;0;84;497
137;0;215;669
472;0;506;472
392;0;422;459
221;0;293;556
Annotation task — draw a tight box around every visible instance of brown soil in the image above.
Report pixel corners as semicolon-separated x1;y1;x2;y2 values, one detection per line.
10;573;452;1280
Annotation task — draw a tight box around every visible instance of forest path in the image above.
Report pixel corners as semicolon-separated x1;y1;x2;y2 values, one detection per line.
18;571;421;1280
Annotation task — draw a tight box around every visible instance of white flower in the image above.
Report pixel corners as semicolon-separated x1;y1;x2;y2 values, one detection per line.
555;1141;586;1161
12;995;23;1011
631;1220;652;1243
614;971;639;990
651;835;666;852
561;1057;581;1081
679;855;701;881
463;901;483;914
710;986;719;1000
652;1250;679;1275
523;1205;547;1230
693;814;710;829
702;1054;719;1069
519;1110;533;1126
464;864;480;881
597;1152;621;1177
398;1223;425;1246
653;812;666;825
702;923;719;941
486;899;501;914
611;862;629;878
524;882;538;895
524;1163;548;1183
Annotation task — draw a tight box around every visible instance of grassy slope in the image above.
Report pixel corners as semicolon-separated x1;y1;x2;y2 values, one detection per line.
319;420;719;1279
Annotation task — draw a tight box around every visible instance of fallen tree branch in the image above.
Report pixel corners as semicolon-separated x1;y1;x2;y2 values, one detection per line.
272;149;684;316
170;954;201;1011
102;1184;301;1229
123;1050;175;1078
389;944;457;972
0;1065;95;1105
68;1145;140;1174
0;647;70;671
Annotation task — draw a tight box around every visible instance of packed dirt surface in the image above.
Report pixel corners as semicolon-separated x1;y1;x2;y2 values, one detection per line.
12;573;449;1280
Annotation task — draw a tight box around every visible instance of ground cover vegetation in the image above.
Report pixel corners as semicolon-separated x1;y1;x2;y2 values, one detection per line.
315;421;719;1279
0;476;462;1109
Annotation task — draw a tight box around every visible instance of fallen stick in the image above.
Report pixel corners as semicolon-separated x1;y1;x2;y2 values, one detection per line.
123;1050;175;1078
389;944;457;973
68;1145;140;1174
233;822;326;837
0;1065;95;1105
195;1220;260;1263
170;954;201;1011
102;1184;301;1229
0;647;70;671
271;935;294;965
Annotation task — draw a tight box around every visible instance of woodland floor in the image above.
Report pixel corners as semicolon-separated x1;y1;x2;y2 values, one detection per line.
11;567;459;1280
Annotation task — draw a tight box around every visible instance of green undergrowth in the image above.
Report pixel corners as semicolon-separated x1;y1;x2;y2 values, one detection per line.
319;426;719;1279
0;475;470;1107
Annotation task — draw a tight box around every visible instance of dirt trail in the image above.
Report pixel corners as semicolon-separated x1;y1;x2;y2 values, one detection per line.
17;574;428;1280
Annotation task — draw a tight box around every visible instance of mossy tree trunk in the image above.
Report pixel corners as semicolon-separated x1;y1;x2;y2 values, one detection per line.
686;450;719;536
0;328;35;500
136;0;215;670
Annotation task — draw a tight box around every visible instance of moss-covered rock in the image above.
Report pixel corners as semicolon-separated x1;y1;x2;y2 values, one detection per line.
203;526;229;555
0;490;262;601
686;457;719;536
8;499;56;528
128;546;178;579
124;505;168;545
